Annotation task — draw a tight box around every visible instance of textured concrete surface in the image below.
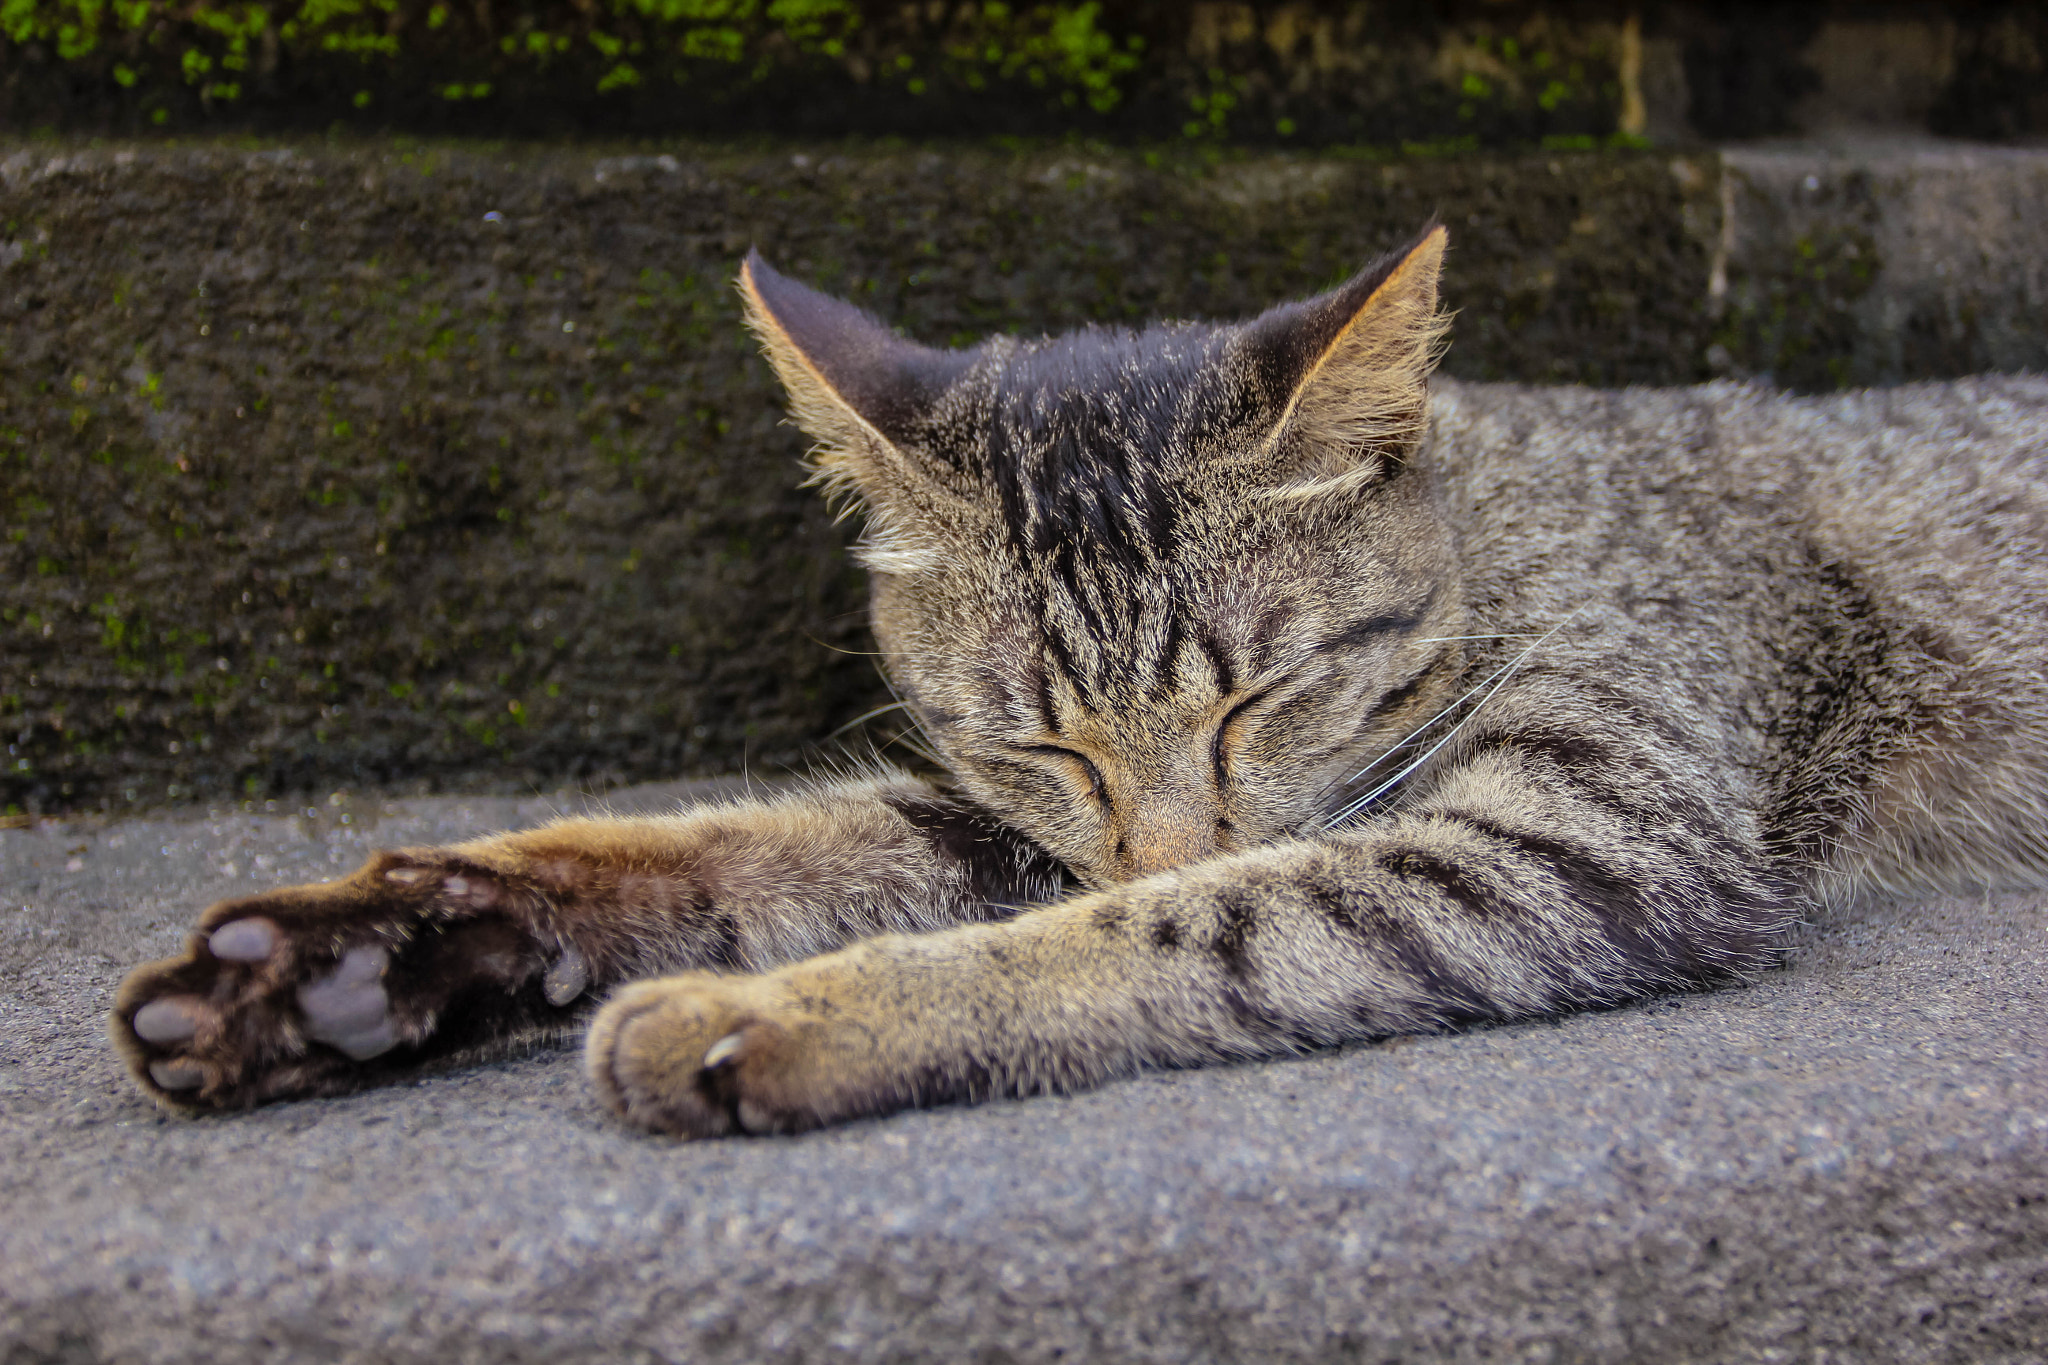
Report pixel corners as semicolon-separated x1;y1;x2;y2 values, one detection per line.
4;784;2046;1363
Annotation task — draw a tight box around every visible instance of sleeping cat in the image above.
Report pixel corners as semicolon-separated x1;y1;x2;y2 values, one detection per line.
111;226;2048;1137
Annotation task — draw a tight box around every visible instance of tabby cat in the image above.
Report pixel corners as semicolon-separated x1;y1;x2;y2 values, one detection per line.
111;227;2048;1137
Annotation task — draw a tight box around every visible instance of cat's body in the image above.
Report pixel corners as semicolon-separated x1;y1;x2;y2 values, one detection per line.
111;229;2048;1136
1424;374;2048;908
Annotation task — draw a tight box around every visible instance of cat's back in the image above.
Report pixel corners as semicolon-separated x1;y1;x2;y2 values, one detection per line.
1427;373;2048;897
1428;373;2048;635
1430;372;2048;525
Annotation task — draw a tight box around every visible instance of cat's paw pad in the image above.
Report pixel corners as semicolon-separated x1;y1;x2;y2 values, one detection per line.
586;978;827;1138
112;851;591;1110
208;916;280;960
296;943;399;1060
384;864;510;912
126;940;395;1090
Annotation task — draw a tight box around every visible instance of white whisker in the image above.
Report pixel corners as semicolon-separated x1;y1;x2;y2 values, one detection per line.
1338;655;1525;786
887;730;944;766
1322;605;1588;830
1325;630;1552;794
826;701;912;739
1319;655;1524;806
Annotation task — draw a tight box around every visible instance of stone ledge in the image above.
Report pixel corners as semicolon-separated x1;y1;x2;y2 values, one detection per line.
2;785;2045;1363
1716;140;2048;390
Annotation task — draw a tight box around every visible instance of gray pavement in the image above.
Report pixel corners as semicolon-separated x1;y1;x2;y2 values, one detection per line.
3;784;2046;1363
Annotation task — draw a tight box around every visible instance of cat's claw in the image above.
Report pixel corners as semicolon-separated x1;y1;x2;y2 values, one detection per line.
543;945;590;1006
702;1032;746;1069
587;977;854;1139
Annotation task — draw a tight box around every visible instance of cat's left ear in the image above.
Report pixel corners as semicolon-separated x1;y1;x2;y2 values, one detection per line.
738;249;975;513
1238;225;1451;484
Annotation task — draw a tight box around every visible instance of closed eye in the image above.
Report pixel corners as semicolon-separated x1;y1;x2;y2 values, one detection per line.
1022;744;1107;803
1211;690;1272;785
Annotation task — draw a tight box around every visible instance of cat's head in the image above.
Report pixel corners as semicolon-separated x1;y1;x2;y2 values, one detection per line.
742;228;1465;889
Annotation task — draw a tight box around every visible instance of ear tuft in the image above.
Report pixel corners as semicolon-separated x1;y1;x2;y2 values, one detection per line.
1240;225;1452;485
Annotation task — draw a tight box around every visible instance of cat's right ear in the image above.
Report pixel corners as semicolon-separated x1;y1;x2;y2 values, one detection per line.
1237;225;1451;488
738;251;974;519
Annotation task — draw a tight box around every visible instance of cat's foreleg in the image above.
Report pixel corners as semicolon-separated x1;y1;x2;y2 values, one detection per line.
589;762;1793;1136
112;774;1064;1110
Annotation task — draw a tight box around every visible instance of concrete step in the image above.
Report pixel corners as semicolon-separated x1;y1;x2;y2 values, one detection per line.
2;136;2045;814
1715;139;2048;390
3;787;2045;1363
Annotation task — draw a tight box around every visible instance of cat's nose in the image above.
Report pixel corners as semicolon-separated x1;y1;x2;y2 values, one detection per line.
1120;816;1219;879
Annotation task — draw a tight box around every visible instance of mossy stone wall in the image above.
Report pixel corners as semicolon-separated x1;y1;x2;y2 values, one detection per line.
1714;147;2048;392
9;2;2046;148
0;140;1726;813
9;137;2045;815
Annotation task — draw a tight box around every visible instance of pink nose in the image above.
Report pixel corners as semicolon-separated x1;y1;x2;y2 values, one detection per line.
1121;821;1218;879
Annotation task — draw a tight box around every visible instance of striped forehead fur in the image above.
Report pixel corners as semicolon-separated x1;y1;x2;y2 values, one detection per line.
741;233;1447;576
898;321;1235;574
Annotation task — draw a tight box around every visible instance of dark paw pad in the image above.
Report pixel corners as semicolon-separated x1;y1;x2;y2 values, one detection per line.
113;851;600;1110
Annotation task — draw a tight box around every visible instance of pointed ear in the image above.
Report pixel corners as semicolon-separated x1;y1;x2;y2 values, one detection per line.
1239;225;1451;483
737;250;974;509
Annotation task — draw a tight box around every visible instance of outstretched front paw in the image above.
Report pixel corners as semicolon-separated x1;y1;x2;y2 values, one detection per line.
112;850;596;1111
586;974;884;1138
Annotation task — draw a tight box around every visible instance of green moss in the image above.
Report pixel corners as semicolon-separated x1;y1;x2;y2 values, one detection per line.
0;0;1134;113
1710;172;1884;390
2;2;1631;146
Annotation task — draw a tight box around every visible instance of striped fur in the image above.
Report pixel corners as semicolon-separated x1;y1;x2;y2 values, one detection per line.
114;229;2048;1137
